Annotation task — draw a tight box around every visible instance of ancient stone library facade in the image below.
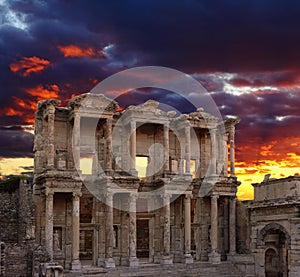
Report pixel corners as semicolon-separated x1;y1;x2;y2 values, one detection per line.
0;93;300;277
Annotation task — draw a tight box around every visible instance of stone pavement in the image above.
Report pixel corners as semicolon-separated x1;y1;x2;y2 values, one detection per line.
65;261;243;277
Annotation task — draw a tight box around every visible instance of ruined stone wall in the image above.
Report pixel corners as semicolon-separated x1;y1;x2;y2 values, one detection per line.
0;179;36;276
0;191;19;243
236;201;250;254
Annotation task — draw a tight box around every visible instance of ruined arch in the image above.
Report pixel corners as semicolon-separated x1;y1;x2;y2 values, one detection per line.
257;223;291;246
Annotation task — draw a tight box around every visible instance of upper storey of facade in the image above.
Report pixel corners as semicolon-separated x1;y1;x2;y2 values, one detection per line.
33;93;239;185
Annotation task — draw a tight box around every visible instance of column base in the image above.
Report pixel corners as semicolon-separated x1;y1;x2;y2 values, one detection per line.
161;255;173;265
104;258;116;268
97;258;105;267
226;252;237;261
70;260;81;270
208;251;221;264
128;257;139;267
182;253;194;264
129;169;138;176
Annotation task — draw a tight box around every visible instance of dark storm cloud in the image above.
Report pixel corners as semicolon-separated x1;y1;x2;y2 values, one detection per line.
0;126;33;158
7;0;300;72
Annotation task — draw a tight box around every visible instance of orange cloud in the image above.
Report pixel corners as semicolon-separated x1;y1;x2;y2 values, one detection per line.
1;107;23;117
57;45;101;58
10;56;51;76
25;84;59;100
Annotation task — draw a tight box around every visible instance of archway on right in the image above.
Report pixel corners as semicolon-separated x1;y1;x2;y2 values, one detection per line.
264;228;289;277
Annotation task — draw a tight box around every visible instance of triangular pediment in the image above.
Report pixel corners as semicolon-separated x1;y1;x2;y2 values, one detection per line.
68;93;119;111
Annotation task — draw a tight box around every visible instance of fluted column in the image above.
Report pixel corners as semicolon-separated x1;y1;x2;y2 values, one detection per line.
47;106;55;168
229;126;236;177
229;197;236;254
183;195;193;263
161;194;173;265
209;195;221;263
164;124;170;172
130;121;136;172
45;191;54;261
185;125;191;174
106;118;113;172
105;192;115;268
128;193;139;267
210;129;217;176
71;192;81;270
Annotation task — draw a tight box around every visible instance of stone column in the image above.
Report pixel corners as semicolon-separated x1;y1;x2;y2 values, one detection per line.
45;191;54;261
223;133;229;176
47;106;55;168
130;121;136;173
209;195;221;263
229;126;236;177
71;192;81;270
183;195;193;264
105;192;115;268
128;193;139;267
229;197;236;254
185;125;191;174
92;152;98;175
106;118;113;172
73;114;81;170
161;194;173;265
164;123;170;172
210;129;217;176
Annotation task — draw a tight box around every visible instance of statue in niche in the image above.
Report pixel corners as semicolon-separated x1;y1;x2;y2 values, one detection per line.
53;230;61;251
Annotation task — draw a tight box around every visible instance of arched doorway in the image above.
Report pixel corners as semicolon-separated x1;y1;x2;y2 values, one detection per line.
265;248;280;277
259;223;290;277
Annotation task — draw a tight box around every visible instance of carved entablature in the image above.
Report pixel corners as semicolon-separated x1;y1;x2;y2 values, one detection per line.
180;108;220;129
121;99;169;125
68;93;119;112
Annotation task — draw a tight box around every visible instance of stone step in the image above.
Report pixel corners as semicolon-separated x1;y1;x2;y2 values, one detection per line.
66;261;243;277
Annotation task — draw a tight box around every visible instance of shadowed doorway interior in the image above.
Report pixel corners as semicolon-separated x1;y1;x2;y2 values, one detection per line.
137;219;149;258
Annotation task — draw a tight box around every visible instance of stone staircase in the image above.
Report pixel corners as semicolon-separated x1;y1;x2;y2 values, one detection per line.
65;261;243;277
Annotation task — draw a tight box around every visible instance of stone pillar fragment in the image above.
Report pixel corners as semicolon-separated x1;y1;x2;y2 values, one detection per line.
185;125;191;174
105;192;115;268
164;124;170;172
73;114;81;170
183;195;193;264
209;195;221;263
130;121;136;173
47;106;55;168
128;193;139;267
223;132;229;176
161;194;173;265
71;192;81;270
210;129;217;176
45;191;54;261
229;126;236;177
106;118;113;172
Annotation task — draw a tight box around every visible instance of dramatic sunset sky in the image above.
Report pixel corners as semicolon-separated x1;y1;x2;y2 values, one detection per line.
1;0;300;200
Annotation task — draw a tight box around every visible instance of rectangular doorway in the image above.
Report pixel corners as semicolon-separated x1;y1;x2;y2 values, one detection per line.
79;229;93;260
137;219;149;258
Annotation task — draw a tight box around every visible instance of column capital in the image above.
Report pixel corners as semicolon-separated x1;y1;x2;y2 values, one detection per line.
45;190;54;198
162;193;171;201
129;192;138;201
211;194;219;200
184;194;193;200
106;191;114;199
72;192;82;199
